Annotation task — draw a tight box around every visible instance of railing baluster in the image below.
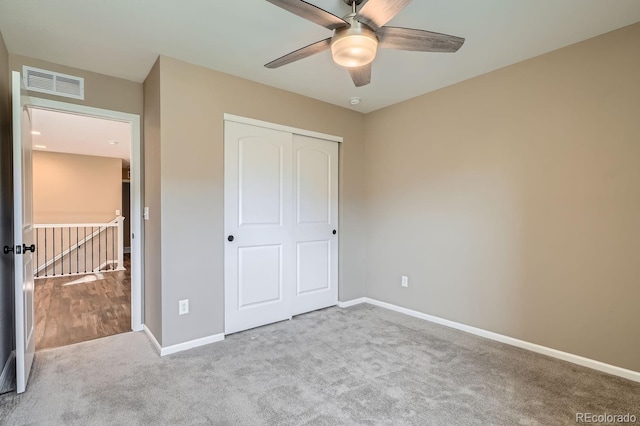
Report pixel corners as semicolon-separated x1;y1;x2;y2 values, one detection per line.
105;223;108;270
91;227;95;272
44;229;48;277
112;225;115;270
68;227;71;275
35;228;39;278
52;228;56;276
76;227;79;275
61;227;64;276
84;227;87;273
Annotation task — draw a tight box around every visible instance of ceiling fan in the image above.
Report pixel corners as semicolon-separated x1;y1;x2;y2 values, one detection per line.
264;0;465;87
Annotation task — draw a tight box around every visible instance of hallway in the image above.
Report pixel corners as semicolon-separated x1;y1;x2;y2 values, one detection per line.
34;254;131;350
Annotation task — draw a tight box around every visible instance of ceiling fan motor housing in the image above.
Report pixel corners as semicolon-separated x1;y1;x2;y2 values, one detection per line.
331;14;379;67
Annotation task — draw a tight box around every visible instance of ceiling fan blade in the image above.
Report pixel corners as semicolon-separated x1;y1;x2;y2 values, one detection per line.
265;38;332;69
355;0;412;31
378;26;465;53
266;0;348;30
348;63;371;87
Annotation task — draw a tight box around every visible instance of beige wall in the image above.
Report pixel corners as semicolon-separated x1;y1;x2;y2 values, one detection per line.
148;55;367;346
33;151;122;224
143;59;162;344
0;31;14;377
9;54;143;116
364;23;640;372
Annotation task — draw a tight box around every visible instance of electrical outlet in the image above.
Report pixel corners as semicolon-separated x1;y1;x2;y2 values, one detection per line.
401;275;409;288
179;299;189;315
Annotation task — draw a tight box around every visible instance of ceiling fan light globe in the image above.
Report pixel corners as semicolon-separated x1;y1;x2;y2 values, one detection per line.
331;34;378;67
331;27;378;68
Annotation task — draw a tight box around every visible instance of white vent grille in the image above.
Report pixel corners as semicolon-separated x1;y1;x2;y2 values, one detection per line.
23;66;84;100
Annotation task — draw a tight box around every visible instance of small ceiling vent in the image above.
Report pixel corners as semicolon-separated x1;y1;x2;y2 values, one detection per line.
23;66;84;100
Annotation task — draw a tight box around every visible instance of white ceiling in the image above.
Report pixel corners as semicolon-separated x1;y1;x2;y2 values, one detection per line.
1;1;640;113
31;108;131;165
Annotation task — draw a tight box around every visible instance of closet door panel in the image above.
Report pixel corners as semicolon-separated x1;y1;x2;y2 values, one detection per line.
224;121;293;334
297;148;330;224
239;138;283;226
292;135;339;316
297;241;330;294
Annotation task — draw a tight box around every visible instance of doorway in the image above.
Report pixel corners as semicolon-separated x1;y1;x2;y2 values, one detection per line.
28;98;143;349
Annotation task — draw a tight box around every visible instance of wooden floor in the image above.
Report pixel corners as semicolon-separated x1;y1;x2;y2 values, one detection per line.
34;254;131;350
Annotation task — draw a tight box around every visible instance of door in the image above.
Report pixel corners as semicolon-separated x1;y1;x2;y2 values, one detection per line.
292;135;338;315
224;122;294;334
224;120;340;334
12;71;35;393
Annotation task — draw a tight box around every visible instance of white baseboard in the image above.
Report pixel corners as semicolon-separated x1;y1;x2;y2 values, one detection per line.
143;325;162;355
338;297;640;383
143;325;224;357
160;333;225;356
0;351;15;392
337;297;367;308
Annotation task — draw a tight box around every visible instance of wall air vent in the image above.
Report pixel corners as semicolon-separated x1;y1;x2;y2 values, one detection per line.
22;66;85;100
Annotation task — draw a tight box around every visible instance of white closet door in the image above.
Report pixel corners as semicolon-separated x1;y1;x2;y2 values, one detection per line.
292;135;339;315
224;122;293;335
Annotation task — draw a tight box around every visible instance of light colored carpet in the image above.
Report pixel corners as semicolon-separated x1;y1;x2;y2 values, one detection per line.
0;304;638;425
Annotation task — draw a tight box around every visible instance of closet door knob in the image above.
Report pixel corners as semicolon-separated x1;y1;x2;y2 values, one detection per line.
332;230;337;235
227;235;234;242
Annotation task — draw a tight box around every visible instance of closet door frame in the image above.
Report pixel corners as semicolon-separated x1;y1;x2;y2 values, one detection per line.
223;114;343;143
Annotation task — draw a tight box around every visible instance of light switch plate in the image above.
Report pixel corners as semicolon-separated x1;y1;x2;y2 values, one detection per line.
401;276;409;288
179;299;189;315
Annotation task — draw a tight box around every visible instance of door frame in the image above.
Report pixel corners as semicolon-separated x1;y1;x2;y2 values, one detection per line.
28;97;143;332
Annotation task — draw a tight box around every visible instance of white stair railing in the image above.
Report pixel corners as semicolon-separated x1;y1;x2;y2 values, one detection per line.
33;216;125;279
